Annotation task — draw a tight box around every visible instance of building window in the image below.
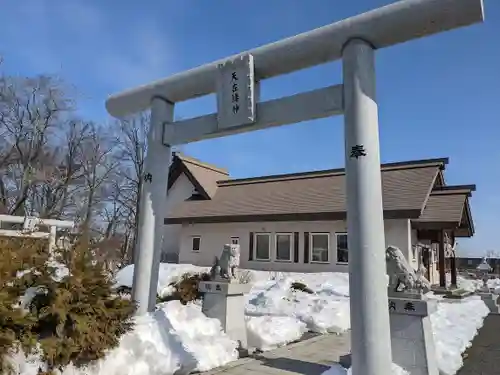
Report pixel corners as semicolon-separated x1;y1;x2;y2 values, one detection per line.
231;237;239;245
275;233;293;261
336;233;348;263
192;236;201;252
254;233;271;260
310;233;330;263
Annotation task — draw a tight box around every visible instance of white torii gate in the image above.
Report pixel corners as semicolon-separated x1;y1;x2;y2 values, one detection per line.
0;214;75;252
105;1;484;374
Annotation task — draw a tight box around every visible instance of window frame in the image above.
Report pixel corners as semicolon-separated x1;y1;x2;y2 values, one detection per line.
254;232;271;261
275;232;293;262
335;232;349;264
191;236;201;252
310;232;330;264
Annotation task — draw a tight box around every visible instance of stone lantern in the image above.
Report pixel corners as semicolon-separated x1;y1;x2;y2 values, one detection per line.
476;257;492;292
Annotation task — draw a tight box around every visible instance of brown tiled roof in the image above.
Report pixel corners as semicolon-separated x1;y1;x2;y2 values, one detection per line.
165;158;448;224
169;153;229;198
416;185;476;224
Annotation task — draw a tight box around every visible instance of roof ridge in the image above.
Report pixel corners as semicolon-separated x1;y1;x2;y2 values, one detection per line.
431;184;476;196
433;184;476;192
175;153;229;175
218;158;449;187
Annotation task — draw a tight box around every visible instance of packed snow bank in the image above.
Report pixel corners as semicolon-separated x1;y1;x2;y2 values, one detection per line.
322;363;409;375
454;275;484;292
321;296;489;375
73;300;237;375
114;264;488;375
10;301;238;375
115;263;209;297
116;265;351;334
246;275;351;333
487;278;500;293
246;315;307;351
448;273;500;294
430;296;489;375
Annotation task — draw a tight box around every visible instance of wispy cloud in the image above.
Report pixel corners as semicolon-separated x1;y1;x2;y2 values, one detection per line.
1;0;174;91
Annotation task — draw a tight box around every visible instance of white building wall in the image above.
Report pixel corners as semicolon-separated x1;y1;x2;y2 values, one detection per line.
178;219;416;273
384;219;420;269
162;174;196;260
411;229;419;269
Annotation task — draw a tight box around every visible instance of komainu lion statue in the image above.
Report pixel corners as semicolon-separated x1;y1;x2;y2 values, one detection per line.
210;244;240;281
386;245;431;294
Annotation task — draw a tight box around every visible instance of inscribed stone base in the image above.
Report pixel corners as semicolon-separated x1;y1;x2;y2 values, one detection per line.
387;289;426;300
477;292;500;315
199;281;252;350
389;296;439;375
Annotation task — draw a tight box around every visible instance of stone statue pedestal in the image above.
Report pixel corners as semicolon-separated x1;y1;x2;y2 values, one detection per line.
199;280;252;352
430;285;451;295
388;292;439;375
476;291;500;314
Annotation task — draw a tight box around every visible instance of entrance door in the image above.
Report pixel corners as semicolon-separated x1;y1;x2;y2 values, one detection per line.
422;248;431;280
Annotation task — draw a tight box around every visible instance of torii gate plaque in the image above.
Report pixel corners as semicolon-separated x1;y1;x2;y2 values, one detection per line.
105;1;484;374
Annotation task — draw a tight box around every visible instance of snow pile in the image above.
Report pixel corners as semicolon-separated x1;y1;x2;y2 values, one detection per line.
455;275;484;292
321;295;488;375
246;275;351;333
430;296;489;375
116;265;352;334
115;263;209;297
322;363;409;375
7;263;483;375
449;273;500;294
29;301;238;375
7;347;45;375
487;278;500;293
246;315;307;351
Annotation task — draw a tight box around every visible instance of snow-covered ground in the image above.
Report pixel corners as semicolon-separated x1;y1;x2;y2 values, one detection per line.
10;263;494;375
488;278;500;293
453;272;500;294
323;363;410;375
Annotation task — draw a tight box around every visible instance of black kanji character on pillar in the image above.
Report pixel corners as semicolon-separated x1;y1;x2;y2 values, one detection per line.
404;302;415;312
232;103;240;114
389;300;396;312
144;173;152;183
231;72;238;81
350;145;367;159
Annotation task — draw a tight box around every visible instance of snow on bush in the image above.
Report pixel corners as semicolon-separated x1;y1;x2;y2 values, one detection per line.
115;264;209;298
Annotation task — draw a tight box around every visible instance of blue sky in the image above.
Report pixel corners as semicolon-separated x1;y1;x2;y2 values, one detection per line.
0;0;498;255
